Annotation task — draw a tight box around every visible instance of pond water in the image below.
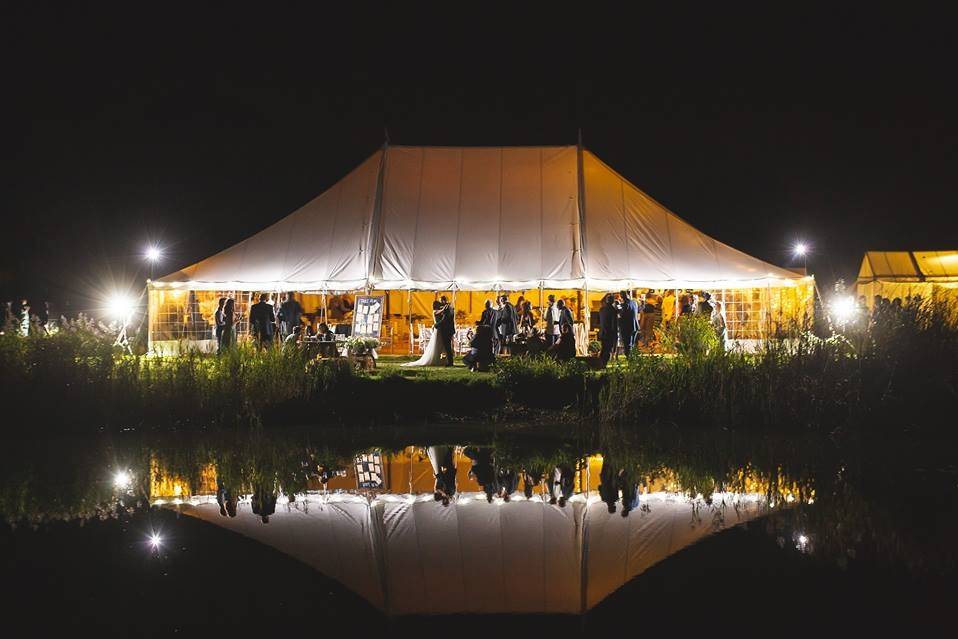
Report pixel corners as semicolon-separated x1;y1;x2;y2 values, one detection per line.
1;424;955;634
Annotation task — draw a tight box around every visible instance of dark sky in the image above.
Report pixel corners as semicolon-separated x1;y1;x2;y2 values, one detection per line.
3;5;956;309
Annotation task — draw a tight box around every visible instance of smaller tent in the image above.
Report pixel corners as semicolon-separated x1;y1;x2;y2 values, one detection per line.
856;251;958;310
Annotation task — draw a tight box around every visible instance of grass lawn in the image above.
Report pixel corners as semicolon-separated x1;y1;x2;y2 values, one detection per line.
373;354;493;380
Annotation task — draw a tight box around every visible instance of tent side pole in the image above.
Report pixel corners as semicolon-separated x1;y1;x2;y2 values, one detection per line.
583;280;590;351
407;289;413;354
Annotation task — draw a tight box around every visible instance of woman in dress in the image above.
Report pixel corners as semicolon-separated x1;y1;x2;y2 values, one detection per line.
518;300;535;333
402;301;444;367
214;297;227;352
220;298;237;351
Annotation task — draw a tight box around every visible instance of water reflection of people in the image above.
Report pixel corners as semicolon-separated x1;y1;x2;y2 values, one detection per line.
497;465;518;502
522;465;545;499
598;454;639;517
251;486;277;524
216;480;238;517
427;445;457;506
464;446;497;503
549;464;576;507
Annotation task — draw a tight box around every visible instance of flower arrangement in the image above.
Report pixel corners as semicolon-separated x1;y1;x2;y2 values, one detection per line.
343;336;380;356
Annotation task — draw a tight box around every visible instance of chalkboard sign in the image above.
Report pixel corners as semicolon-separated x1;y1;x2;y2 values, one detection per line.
354;451;384;489
351;295;384;338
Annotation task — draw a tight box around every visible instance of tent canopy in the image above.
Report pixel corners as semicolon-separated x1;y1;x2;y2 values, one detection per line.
184;491;767;615
155;145;807;292
858;251;958;283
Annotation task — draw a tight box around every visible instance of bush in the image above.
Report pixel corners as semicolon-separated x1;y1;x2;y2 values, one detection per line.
494;356;592;410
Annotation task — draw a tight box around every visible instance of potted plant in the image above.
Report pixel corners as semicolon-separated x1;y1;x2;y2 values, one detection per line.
344;336;380;371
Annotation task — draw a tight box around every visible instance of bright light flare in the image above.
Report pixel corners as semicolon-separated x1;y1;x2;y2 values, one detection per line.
106;293;136;321
798;534;809;545
829;295;857;325
793;242;808;257
113;470;132;490
150;533;162;548
145;246;162;262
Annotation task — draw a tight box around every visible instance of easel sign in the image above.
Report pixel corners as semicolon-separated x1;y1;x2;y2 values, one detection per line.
352;295;385;338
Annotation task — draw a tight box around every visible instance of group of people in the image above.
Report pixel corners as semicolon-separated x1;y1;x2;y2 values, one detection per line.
214;292;312;353
597;289;727;365
405;293;581;371
435;446;579;507
3;299;53;336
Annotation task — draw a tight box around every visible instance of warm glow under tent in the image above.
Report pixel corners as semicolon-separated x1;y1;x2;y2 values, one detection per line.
856;250;958;310
148;145;813;351
183;491;768;615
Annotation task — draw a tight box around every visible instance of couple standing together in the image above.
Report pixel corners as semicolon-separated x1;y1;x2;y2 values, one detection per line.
403;296;456;367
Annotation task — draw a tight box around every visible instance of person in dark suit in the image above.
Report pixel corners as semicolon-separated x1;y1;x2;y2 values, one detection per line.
435;295;456;366
496;294;518;354
617;290;639;357
250;293;275;347
598;293;618;366
479;298;498;354
557;299;574;332
278;293;304;340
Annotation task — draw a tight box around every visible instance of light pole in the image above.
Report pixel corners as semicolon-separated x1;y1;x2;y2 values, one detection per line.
793;242;808;273
145;246;162;280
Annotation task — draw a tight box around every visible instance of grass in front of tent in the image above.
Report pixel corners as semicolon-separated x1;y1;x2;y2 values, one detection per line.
373;354;493;381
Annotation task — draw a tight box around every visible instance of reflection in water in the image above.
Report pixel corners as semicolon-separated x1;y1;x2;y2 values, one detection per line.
1;425;955;615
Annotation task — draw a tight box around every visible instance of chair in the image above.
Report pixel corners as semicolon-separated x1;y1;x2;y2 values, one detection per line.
416;322;432;353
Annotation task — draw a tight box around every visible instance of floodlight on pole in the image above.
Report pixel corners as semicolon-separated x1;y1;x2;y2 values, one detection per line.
793;241;809;272
145;246;162;262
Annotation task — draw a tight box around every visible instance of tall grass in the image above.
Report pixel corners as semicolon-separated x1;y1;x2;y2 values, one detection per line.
600;299;958;434
2;298;955;434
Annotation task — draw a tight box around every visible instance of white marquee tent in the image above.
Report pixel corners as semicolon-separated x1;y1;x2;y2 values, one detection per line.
153;145;805;293
184;491;768;615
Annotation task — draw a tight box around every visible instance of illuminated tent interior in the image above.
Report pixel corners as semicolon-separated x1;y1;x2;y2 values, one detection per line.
183;490;767;615
856;251;958;310
148;145;813;353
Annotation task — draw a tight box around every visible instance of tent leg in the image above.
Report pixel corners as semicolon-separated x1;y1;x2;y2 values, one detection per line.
407;289;413;355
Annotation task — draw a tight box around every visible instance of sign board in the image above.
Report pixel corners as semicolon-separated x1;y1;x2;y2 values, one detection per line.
351;295;384;338
354;451;384;489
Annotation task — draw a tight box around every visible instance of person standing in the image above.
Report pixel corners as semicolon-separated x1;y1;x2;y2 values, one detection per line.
543;294;558;347
556;299;574;333
220;298;238;349
250;293;275;347
278;292;304;341
617;290;639;357
214;297;228;353
496;294;518;355
711;300;728;349
479;299;499;355
639;291;657;346
436;295;456;366
697;291;713;316
519;300;535;333
598;293;618;366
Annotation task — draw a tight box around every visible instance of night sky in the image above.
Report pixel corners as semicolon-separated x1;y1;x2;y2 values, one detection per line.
3;5;956;310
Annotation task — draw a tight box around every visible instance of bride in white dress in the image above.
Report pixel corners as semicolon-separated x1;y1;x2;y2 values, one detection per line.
402;302;445;367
